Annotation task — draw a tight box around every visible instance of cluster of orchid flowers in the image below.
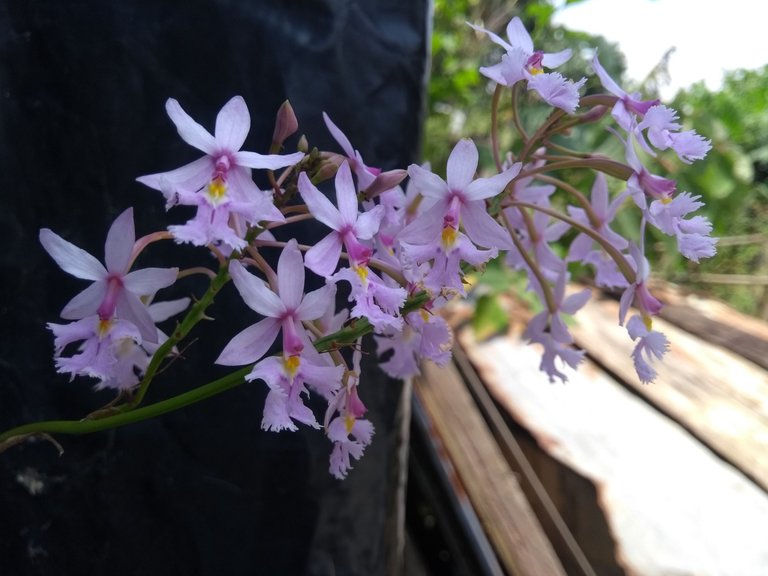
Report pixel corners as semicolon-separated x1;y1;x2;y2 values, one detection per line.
24;17;714;478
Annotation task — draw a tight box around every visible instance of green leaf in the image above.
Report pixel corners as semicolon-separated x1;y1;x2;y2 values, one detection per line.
472;294;509;340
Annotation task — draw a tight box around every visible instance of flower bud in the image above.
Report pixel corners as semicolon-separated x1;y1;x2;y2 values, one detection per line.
363;169;407;200
297;134;309;153
271;100;299;150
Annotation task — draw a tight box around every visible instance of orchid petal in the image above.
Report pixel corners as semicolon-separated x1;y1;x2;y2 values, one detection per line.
165;98;217;155
124;267;178;295
136;156;214;193
305;232;343;277
506;17;533;53
216;317;280;366
406;163;450;200
591;53;625;98
61;281;107;320
446;139;479;191
117;291;158;342
40;229;107;281
562;289;591;315
464;162;521;201
466;22;513;52
104;208;135;273
277;240;305;310
355;205;384;240
235;150;305;170
398;201;445;244
148;298;190;323
542;49;572;69
229;260;284;318
214;96;250;152
461;202;513;249
335;161;359;224
323;112;356;158
297;172;342;230
298;284;336;321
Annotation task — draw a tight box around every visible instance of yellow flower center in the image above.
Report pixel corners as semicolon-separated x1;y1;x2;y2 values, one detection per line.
344;414;356;434
661;197;673;205
354;265;369;285
441;226;457;248
97;318;113;338
284;354;301;377
643;314;653;331
207;177;227;200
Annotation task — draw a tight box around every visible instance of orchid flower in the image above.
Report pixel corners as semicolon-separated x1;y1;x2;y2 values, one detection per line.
137;96;305;247
324;348;374;479
217;240;335;367
626;314;669;384
635;104;711;164
619;242;663;325
39;208;178;342
323;112;381;189
592;53;660;130
567;173;629;286
470;17;585;113
399;139;519;294
298;161;384;277
648;192;718;262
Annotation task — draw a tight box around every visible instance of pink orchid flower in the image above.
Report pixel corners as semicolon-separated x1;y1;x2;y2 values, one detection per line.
39;208;178;342
298;160;384;277
216;239;335;366
137;96;305;247
470;17;584;113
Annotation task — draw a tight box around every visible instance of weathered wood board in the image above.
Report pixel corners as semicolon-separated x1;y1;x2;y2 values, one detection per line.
571;292;768;492
414;361;567;576
458;325;768;576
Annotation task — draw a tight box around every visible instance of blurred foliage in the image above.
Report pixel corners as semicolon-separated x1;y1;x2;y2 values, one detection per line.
653;66;768;314
426;0;625;173
427;0;768;316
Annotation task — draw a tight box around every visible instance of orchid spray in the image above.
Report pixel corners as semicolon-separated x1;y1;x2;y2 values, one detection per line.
0;16;714;478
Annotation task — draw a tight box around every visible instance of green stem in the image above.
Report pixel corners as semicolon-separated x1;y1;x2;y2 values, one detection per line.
0;366;252;449
128;263;231;409
0;291;431;452
491;84;504;172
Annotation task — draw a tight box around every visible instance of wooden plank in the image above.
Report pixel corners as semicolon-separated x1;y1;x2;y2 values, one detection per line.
570;292;768;492
651;282;768;370
458;325;768;576
413;361;566;576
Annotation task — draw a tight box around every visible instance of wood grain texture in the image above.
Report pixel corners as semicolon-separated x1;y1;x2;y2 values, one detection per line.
414;361;566;576
458;324;768;576
571;292;768;492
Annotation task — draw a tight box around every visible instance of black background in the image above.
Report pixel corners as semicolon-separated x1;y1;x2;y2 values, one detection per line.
0;1;429;574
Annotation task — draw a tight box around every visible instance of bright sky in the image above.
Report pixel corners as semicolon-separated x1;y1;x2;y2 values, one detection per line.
552;0;768;98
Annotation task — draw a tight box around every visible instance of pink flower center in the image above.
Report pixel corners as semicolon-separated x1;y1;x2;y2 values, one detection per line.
281;313;304;356
97;274;124;320
342;230;373;268
526;51;544;75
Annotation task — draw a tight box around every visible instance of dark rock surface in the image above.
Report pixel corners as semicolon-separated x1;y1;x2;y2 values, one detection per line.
0;2;429;574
